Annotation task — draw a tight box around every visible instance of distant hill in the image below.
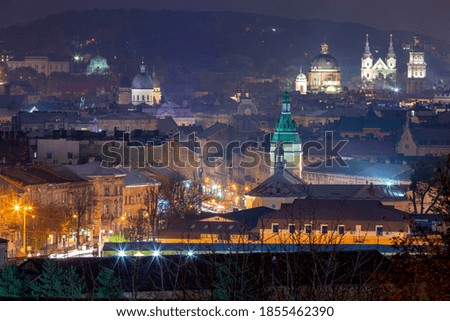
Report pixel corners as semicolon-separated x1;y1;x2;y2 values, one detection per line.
0;9;448;85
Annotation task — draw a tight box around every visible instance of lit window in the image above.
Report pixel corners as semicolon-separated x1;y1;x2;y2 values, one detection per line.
376;225;383;236
305;224;312;234
288;224;295;234
272;224;279;233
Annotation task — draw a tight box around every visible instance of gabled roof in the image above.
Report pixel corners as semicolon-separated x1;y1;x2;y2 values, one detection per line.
114;167;159;187
371;58;390;70
65;161;125;178
0;165;86;186
197;122;229;139
0;176;24;193
98;112;149;120
256;199;407;229
158;206;274;239
247;169;308;197
410;128;450;146
304;159;413;182
307;184;408;201
18;111;94;125
339;115;402;132
157;116;179;136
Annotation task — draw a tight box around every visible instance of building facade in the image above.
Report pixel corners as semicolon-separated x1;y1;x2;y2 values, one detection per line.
406;35;427;94
361;34;397;84
7;56;70;77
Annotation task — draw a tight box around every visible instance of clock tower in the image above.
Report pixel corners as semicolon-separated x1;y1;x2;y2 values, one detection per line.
407;34;427;94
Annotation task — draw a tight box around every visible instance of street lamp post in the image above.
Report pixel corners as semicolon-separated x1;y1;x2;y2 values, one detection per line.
14;205;32;256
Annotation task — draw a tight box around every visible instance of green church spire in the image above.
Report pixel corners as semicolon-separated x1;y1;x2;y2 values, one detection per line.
272;91;300;144
270;91;302;178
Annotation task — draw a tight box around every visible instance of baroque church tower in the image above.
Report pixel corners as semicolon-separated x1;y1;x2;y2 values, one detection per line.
270;91;302;178
295;66;307;94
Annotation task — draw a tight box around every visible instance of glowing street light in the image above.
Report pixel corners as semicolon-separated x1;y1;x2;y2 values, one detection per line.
14;205;33;256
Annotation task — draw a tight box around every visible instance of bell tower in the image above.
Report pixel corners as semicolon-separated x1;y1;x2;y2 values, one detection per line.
361;34;373;81
270;91;302;178
407;34;427;94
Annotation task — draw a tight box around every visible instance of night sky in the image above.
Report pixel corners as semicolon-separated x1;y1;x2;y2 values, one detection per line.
1;0;450;41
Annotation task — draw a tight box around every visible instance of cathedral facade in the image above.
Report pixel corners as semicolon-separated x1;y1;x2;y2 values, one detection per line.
308;42;341;94
361;34;397;84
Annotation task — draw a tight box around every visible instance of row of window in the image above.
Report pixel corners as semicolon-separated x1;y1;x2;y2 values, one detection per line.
132;95;151;101
45;152;77;160
124;194;144;205
104;186;122;196
190;224;235;230
8;63;66;71
271;224;383;236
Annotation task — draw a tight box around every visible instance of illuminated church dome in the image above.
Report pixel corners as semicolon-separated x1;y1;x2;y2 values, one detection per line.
310;43;340;70
311;54;339;70
132;63;153;89
131;62;154;106
308;42;342;94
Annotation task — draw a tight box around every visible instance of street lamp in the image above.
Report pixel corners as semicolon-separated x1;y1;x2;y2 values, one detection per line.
14;205;33;256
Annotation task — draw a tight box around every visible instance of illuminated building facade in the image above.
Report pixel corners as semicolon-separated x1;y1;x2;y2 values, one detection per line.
307;42;341;94
361;34;397;84
86;55;110;75
406;34;427;94
6;56;70;77
294;67;307;94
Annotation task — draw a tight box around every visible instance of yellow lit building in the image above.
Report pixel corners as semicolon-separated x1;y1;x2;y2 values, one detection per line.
7;56;70;77
308;42;342;94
